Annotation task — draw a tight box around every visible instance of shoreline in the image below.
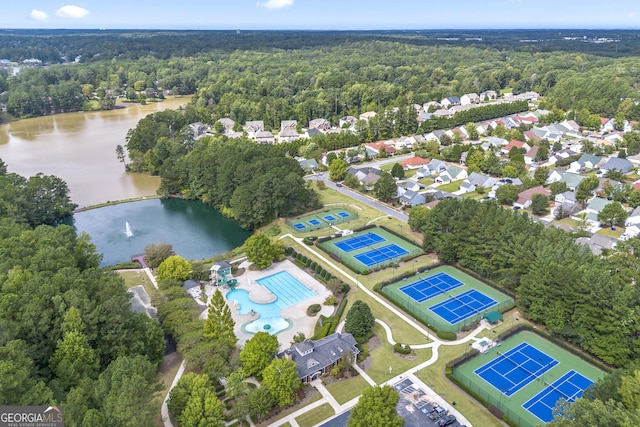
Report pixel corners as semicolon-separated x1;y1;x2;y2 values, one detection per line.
74;194;162;213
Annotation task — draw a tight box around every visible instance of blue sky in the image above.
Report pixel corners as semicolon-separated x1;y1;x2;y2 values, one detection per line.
2;1;640;30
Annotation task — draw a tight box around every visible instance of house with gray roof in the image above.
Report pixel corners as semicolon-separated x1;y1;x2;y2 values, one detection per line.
297;158;318;172
576;197;613;225
559;172;585;191
461;172;495;193
440;96;461;108
601;157;633;174
435;165;467;184
400;190;426;207
569;154;603;173
575;234;617;256
278;333;359;383
244;120;264;138
626;206;640;227
254;130;275;144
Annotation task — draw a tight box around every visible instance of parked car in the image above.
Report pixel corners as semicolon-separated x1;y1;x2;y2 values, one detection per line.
438;415;457;426
336;183;343;187
428;406;447;420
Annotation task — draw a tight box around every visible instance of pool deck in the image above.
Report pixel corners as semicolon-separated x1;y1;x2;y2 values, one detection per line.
208;259;333;347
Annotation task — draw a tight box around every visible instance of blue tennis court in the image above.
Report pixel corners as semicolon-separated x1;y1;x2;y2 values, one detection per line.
338;211;350;218
293;223;306;230
474;342;558;397
354;244;408;266
333;232;386;252
430;289;497;324
324;215;336;222
523;370;593;423
308;219;321;225
399;272;464;303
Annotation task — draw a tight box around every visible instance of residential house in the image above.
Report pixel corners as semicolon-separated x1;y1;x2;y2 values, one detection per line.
422;101;441;111
460;93;480;105
553;191;581;218
254;130;275;144
547;149;578;166
400;190;426;207
604;132;624;145
601;118;616;132
524;145;540;165
460;172;495;193
339;116;357;129
436;165;468;184
515;112;540;125
278;333;360;383
347;166;383;190
514;185;551;209
298;158;318;172
364;142;396;158
483;137;509;149
440;96;461;108
575;234;617;256
188;122;209;140
182;279;201;300
600;157;633;174
396;180;425;198
244;120;265;138
501;140;531;156
626;206;640;227
568;154;603;173
576;197;613;226
401;156;430;170
425;129;447;143
308;118;332;131
559;172;585;191
278;128;300;143
432;109;455;119
281;120;297;132
359;111;377;122
416;159;448;178
216;118;236;133
304;128;322;139
480;90;498;101
523;129;542;142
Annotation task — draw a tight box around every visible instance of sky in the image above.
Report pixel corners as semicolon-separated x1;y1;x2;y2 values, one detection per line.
2;1;640;30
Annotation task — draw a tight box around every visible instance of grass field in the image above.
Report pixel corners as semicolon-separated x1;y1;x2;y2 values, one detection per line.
453;330;606;427
295;403;335;427
318;227;423;273
381;265;513;332
325;376;370;404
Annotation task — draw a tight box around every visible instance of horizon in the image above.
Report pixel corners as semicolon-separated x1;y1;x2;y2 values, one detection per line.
2;1;640;31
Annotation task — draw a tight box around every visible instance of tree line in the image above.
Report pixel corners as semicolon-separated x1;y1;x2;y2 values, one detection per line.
409;198;640;367
0;160;165;425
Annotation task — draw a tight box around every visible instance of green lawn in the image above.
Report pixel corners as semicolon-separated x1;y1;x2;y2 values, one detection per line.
436;180;463;193
416;345;504;427
118;269;148;289
596;225;625;238
325;375;370;404
553;217;581;230
295;403;335;427
256;392;322;427
365;323;433;384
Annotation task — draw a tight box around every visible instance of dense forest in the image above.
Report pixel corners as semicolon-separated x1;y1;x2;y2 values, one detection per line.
409;199;640;367
0;159;165;425
4;30;640;123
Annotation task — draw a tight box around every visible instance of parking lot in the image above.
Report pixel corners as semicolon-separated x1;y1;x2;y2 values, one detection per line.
394;378;466;427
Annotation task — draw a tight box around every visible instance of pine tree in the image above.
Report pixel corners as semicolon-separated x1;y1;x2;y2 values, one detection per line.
204;289;237;348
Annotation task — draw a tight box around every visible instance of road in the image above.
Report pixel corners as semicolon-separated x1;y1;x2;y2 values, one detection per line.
307;153;414;222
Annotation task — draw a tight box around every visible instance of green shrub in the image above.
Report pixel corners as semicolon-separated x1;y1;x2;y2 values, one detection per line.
303;237;314;245
307;304;322;316
335;298;348;318
394;343;412;354
324;295;337;306
436;330;457;340
361;269;370;275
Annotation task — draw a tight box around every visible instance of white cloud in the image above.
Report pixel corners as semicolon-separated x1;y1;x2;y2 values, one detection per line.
29;9;48;21
56;5;90;19
257;0;294;9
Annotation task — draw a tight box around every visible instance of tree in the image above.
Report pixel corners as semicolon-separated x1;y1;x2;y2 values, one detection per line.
373;172;397;202
598;202;628;227
329;158;348;181
144;243;174;268
534;167;550;186
225;369;248;400
239;332;279;379
465;122;479;140
203;289;237;347
348;385;403;427
495;184;519;205
531;193;549;215
115;144;126;165
344;173;360;189
168;373;211;420
535;144;550;161
156;255;192;283
244;233;283;270
408;206;431;232
261;358;300;407
390;163;405;179
345;301;375;342
179;382;225;427
628;190;640;208
575;175;600;202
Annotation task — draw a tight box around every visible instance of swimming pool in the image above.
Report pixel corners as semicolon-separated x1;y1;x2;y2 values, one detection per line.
226;271;317;335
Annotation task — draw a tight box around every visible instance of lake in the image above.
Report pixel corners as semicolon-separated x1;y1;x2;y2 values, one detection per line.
71;198;251;267
0;97;190;208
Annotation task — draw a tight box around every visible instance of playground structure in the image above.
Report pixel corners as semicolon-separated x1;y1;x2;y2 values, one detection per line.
210;261;238;287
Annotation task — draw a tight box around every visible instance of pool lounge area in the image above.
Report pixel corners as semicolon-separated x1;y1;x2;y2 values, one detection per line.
222;259;333;346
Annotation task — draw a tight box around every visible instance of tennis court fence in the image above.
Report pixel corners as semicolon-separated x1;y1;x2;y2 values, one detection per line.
381;285;514;333
449;368;537;427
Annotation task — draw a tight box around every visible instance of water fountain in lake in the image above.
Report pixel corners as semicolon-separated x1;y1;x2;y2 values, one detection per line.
125;222;133;237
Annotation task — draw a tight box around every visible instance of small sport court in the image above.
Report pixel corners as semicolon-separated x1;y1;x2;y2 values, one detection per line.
353;243;409;267
430;289;497;324
399;272;463;303
474;342;558;397
333;232;385;252
288;208;357;232
523;370;594;423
